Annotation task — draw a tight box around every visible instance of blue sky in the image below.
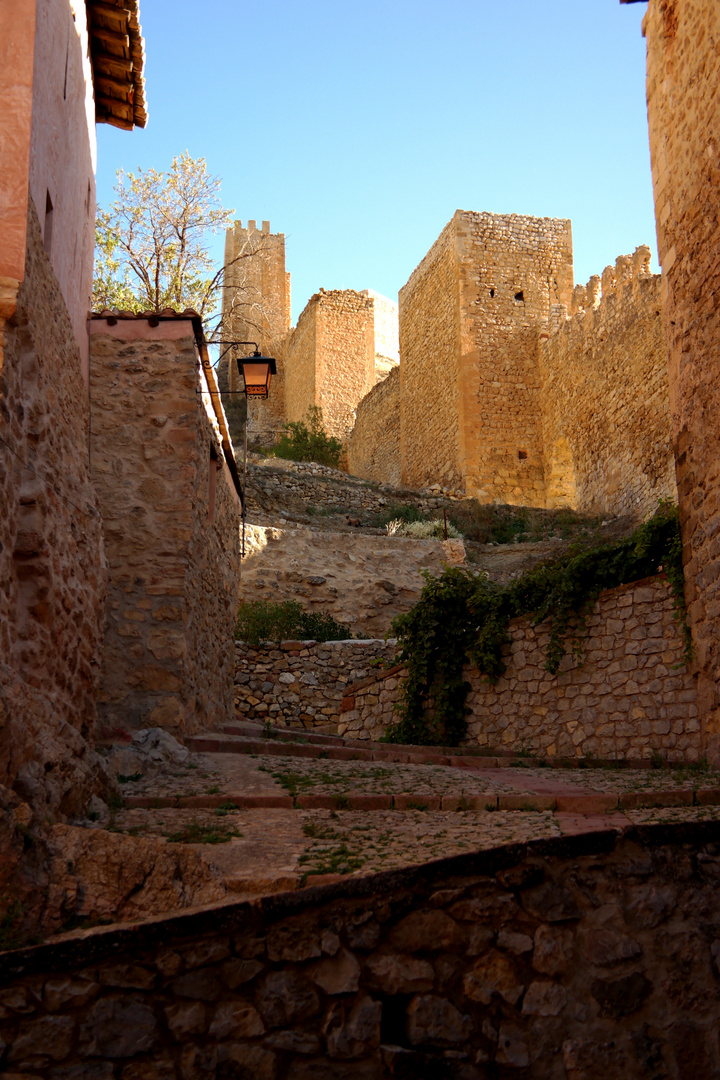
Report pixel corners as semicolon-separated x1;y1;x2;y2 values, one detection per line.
97;0;653;325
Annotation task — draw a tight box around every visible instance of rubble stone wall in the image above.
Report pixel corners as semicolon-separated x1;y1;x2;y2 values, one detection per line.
341;576;700;761
540;251;675;517
234;638;397;729
346;366;401;486
0;200;107;814
89;320;241;736
2;823;720;1078
643;0;720;762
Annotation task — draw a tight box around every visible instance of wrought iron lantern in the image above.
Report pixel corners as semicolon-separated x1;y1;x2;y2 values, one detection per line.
237;349;276;399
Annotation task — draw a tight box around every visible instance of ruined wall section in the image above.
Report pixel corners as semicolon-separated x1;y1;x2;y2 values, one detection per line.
222;220;290;445
399;221;462;490
540;247;676;517
347;365;401;485
89;320;241;736
643;0;720;761
363;288;399;382
0;200;108;816
456;211;574;506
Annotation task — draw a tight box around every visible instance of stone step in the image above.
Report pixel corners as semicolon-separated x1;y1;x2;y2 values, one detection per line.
192;728;695;773
123;786;720;814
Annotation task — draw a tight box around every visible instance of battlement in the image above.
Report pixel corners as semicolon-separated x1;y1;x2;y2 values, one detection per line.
569;244;653;315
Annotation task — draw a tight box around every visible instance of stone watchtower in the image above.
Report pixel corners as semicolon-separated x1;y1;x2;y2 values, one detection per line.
221;220;291;444
399;210;574;503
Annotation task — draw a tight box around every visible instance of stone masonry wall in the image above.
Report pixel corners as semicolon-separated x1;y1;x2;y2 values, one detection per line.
540;248;675;518
2;822;720;1078
341;576;700;761
234;639;397;729
346;366;401;486
0;199;108;816
89;320;241;737
643;0;720;763
455;211;574;506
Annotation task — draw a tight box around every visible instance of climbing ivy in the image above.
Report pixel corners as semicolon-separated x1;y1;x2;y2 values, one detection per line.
384;501;691;747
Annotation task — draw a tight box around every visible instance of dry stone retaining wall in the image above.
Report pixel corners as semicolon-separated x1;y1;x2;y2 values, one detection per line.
234;639;397;729
2;823;720;1078
341;576;700;761
241;524;465;639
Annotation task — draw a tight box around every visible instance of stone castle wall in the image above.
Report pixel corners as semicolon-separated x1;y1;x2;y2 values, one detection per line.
399;221;463;490
349;213;672;522
3;823;720;1078
346;365;401;486
0;200;108;817
89;319;241;736
540;248;676;516
340;576;699;762
643;0;720;762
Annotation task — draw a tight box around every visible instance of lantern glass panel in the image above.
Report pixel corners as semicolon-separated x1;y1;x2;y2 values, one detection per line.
242;362;270;387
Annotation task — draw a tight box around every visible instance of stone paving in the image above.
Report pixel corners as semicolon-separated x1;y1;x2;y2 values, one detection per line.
95;734;720;902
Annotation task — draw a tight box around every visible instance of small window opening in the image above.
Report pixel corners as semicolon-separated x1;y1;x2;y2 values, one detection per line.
518;450;528;460
489;288;495;298
43;192;54;256
514;290;524;302
208;446;219;523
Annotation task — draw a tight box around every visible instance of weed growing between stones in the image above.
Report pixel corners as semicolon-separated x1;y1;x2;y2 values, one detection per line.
164;820;242;844
385;501;690;747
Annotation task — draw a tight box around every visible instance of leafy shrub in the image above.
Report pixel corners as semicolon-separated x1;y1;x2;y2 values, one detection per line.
270;405;343;467
236;599;353;644
385;500;690;747
386;518;463;540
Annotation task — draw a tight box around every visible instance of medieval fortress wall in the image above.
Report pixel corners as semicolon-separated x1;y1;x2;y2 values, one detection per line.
350;211;676;517
223;209;675;519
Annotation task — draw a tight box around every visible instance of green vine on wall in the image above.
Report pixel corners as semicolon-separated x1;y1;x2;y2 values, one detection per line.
384;501;691;747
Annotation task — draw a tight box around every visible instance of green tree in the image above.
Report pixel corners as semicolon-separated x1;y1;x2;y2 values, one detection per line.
92;151;234;324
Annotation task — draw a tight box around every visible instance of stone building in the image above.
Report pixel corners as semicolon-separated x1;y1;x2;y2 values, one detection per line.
220;222;399;444
639;0;720;759
348;210;676;520
89;313;242;737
